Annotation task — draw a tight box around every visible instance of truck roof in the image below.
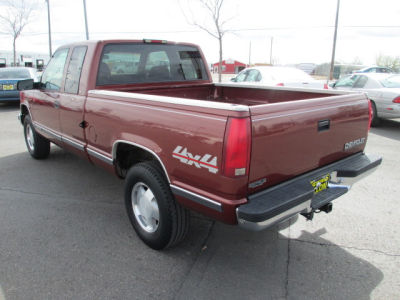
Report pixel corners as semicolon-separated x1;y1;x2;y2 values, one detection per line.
57;39;200;49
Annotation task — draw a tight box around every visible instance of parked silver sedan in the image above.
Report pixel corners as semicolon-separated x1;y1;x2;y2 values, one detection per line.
230;66;328;89
332;73;400;126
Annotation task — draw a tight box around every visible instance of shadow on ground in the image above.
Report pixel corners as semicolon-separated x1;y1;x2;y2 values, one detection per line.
0;149;383;299
0;103;19;112
370;119;400;141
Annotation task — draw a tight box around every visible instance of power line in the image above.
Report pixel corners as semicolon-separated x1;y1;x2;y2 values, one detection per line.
2;24;398;37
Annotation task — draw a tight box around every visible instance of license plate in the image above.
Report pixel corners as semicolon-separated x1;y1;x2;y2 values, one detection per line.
2;84;14;90
310;174;330;194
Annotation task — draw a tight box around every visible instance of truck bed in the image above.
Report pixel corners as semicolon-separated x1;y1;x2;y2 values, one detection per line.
91;83;369;195
100;83;341;106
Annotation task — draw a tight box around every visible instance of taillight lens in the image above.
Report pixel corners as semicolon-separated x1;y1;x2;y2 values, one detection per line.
222;117;251;177
368;100;372;130
393;96;400;104
276;83;284;86
323;83;328;89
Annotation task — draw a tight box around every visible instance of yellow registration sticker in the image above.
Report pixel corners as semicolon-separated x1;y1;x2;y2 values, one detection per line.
3;84;14;91
310;174;330;194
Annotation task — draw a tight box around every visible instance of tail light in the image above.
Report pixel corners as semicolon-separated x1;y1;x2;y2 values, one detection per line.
368;100;372;130
276;83;284;87
393;96;400;104
222;117;251;177
323;83;328;89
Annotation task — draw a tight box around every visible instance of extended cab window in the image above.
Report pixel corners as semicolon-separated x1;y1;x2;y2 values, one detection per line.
64;46;87;94
96;43;209;85
41;48;69;91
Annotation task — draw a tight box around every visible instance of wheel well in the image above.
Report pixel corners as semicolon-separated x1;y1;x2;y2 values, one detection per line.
20;105;29;123
114;143;166;179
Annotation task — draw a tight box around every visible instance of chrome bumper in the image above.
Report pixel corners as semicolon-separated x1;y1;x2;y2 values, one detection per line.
236;153;382;231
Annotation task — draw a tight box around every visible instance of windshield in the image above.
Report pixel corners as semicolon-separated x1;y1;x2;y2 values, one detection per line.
0;68;31;79
97;43;209;85
380;75;400;88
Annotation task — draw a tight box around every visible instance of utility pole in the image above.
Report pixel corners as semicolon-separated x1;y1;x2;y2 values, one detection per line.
83;0;89;40
270;37;273;65
46;0;52;57
329;0;340;81
248;41;251;66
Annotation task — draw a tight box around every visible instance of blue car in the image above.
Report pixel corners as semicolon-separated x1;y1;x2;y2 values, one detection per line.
0;67;39;103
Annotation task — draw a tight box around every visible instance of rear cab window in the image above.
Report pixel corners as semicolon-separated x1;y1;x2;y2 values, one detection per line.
96;43;209;86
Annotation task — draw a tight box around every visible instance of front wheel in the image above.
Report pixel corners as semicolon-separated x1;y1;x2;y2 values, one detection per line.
124;162;190;250
23;115;50;159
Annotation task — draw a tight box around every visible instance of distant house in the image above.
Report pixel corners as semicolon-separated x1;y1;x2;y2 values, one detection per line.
212;59;247;74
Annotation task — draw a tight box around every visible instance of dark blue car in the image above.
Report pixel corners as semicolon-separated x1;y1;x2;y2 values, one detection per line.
0;67;39;103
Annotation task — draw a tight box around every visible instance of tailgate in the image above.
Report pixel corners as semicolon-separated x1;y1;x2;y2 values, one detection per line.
248;93;370;193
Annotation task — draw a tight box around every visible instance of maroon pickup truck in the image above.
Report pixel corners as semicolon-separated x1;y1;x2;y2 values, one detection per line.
18;39;381;249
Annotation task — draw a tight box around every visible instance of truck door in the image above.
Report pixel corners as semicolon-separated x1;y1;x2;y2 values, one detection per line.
59;46;88;156
30;48;69;139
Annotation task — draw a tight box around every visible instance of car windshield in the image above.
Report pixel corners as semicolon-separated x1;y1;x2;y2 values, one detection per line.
0;68;31;79
380;75;400;88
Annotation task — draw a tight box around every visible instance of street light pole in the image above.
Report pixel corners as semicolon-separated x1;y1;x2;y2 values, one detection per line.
270;36;273;65
83;0;89;40
45;0;52;57
329;0;340;81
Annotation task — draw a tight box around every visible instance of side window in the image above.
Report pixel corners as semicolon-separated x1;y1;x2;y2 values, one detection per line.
64;46;87;94
353;76;368;88
41;48;69;91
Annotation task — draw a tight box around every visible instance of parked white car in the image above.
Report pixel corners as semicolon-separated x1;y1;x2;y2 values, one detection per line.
230;66;328;89
332;73;400;125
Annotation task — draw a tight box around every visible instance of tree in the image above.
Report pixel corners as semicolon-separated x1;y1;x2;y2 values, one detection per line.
376;54;400;72
0;0;37;66
181;0;233;82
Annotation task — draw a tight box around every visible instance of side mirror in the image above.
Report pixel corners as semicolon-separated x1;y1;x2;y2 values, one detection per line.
33;82;43;89
329;82;336;88
17;79;34;90
230;77;237;82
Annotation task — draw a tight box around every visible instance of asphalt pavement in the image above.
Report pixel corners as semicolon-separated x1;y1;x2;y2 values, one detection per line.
0;103;399;299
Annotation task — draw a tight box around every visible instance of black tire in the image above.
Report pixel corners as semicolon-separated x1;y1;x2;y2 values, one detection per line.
370;101;380;127
124;162;190;250
23;115;50;159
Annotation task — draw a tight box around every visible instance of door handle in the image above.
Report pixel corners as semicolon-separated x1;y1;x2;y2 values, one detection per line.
318;119;330;132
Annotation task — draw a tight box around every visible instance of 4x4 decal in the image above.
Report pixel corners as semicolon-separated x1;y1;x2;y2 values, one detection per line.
172;146;218;174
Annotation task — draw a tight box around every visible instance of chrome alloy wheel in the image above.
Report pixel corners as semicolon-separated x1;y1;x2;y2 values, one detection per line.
26;123;35;152
131;182;160;233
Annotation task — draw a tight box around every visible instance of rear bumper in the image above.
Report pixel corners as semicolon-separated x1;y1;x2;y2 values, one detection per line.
0;91;20;102
236;152;382;231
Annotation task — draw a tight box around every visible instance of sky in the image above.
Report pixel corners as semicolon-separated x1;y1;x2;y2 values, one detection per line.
0;0;399;66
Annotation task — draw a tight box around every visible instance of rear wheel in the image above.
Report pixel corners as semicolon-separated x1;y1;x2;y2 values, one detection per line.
371;101;380;127
23;115;50;159
124;162;190;250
